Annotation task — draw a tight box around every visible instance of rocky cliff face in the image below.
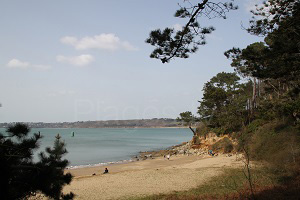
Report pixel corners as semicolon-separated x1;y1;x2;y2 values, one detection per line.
139;133;237;160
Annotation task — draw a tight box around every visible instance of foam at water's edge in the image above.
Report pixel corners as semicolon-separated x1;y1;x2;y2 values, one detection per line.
66;159;134;169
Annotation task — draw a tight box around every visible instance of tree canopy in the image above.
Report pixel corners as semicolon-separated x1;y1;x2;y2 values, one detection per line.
168;0;300;197
174;0;299;133
177;111;198;135
224;0;300;123
198;72;252;134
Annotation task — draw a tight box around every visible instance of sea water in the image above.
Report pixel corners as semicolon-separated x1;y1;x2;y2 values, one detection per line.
0;128;192;167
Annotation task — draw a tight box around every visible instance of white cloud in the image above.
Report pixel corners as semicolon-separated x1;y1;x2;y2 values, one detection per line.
121;41;138;51
60;36;77;46
7;59;30;69
60;33;138;51
6;59;51;71
56;54;94;66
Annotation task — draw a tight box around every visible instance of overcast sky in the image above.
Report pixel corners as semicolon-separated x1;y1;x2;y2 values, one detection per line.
0;0;263;123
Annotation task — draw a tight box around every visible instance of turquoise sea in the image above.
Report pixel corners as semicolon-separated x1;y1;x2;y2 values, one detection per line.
0;128;192;168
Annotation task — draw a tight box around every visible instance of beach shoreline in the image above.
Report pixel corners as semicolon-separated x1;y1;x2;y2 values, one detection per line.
65;141;191;170
64;153;242;200
60;134;243;199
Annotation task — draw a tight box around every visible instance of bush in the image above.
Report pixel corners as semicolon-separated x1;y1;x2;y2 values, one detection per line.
195;122;209;138
249;122;300;174
212;137;234;153
192;135;201;145
211;127;227;136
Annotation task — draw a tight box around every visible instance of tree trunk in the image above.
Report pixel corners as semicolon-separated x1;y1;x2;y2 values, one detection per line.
189;126;196;136
250;77;257;118
252;77;256;110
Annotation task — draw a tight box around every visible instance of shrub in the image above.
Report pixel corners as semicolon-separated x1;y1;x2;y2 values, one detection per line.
249;122;300;175
212;137;234;153
192;135;201;145
196;122;209;138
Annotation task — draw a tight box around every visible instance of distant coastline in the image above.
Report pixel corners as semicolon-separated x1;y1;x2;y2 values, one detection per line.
0;118;185;129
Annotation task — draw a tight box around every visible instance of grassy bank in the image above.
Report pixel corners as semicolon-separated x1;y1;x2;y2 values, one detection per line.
131;166;299;200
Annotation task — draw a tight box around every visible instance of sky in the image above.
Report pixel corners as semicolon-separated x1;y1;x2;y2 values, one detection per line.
0;0;263;123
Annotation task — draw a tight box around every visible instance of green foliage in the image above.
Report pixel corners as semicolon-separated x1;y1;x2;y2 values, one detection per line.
212;137;234;153
146;25;210;63
177;111;197;126
146;1;237;63
192;135;201;145
177;111;198;136
0;123;73;200
155;0;300;197
210;127;227;137
227;1;300;82
249;122;300;172
254;95;300;123
195;122;209;137
279;97;300;122
198;72;251;134
224;42;268;78
225;0;300;126
244;119;265;134
234;119;267;153
248;0;299;36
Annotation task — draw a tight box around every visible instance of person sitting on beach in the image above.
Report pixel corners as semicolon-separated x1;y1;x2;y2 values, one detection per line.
166;154;170;160
209;150;216;156
103;168;109;174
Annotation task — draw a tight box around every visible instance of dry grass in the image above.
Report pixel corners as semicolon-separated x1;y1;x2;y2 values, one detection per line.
132;166;300;200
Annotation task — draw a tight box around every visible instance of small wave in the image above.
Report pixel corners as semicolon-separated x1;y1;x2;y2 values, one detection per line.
66;159;134;169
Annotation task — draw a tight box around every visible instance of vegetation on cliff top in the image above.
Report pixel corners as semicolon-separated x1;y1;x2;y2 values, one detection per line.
168;0;300;198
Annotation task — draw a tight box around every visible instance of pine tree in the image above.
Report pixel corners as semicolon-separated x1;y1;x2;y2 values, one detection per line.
0;123;74;200
146;0;238;63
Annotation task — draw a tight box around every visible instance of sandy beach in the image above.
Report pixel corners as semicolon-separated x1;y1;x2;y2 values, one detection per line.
64;154;242;200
